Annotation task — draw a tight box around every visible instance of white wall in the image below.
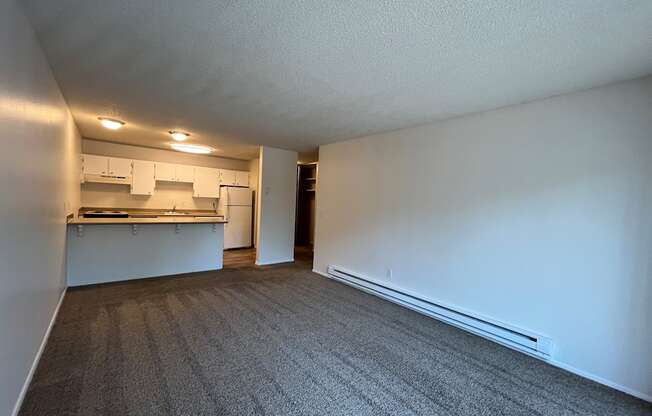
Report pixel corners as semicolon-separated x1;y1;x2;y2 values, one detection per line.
0;2;82;414
315;76;652;400
256;147;297;265
81;139;250;210
82;181;217;210
298;149;319;164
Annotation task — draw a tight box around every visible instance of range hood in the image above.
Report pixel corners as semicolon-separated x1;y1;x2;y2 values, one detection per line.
82;173;131;185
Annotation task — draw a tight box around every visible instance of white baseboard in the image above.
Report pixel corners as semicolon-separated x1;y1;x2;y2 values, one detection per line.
548;359;652;403
255;257;294;266
12;288;67;416
311;268;652;404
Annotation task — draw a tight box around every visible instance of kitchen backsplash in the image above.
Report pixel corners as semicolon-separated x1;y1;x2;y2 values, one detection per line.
81;181;216;210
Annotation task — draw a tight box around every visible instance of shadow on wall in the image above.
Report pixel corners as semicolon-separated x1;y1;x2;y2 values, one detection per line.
314;77;652;398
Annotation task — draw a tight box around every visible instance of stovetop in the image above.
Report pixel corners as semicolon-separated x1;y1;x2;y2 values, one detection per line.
82;210;129;218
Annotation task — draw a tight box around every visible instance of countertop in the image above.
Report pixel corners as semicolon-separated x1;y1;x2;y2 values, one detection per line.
68;217;227;224
68;208;226;224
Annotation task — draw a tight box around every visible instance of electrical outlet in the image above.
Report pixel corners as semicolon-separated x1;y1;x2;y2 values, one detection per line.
386;268;392;280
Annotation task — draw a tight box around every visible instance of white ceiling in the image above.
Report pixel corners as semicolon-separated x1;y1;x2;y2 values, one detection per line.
21;1;652;159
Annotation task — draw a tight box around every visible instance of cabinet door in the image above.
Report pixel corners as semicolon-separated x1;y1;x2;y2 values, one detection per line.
155;162;175;181
220;169;237;186
175;164;195;183
83;154;108;175
235;171;249;187
193;167;220;198
108;157;132;177
131;160;156;195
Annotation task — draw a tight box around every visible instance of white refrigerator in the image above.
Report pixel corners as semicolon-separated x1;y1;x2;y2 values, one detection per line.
218;187;252;249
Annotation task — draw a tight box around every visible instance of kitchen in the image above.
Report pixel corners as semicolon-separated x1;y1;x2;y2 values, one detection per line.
67;136;257;286
6;2;652;415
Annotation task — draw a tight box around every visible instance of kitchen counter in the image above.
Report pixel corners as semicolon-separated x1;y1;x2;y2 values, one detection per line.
70;208;226;224
67;212;225;286
69;216;226;224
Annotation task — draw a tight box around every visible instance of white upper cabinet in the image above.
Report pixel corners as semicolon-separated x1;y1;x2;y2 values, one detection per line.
235;171;249;187
176;165;194;183
155;162;195;183
193;167;220;198
221;169;249;187
83;154;109;175
108;157;132;177
82;155;131;177
81;154;247;197
220;169;237;186
131;160;156;195
154;162;176;181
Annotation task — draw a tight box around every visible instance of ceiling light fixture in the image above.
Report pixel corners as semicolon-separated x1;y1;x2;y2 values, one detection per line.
98;117;125;130
169;130;190;141
169;143;213;154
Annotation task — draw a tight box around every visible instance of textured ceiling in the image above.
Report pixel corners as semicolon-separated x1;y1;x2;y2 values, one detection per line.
21;0;652;159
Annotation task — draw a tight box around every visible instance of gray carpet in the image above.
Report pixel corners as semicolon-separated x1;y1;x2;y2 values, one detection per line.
20;261;651;415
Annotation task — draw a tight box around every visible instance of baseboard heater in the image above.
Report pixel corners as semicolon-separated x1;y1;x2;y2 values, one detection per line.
326;265;554;359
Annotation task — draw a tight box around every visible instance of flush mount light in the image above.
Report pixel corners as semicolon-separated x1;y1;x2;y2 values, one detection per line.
98;117;125;130
169;142;213;154
169;131;190;141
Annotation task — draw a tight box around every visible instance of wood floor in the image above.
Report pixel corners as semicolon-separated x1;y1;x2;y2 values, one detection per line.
222;246;314;269
223;247;256;268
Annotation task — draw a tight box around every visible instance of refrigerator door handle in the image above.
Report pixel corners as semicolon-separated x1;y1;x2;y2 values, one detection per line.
223;187;228;221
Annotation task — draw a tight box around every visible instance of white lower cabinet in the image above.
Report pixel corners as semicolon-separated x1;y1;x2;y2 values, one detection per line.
131;160;156;195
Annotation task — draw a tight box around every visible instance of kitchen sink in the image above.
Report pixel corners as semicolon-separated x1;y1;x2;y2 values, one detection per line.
128;212;223;218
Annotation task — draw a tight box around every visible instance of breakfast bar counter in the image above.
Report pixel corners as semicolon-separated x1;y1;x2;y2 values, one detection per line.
67;215;225;286
69;216;226;224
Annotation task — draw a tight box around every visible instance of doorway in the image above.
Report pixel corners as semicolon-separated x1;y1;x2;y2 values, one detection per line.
295;162;317;264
